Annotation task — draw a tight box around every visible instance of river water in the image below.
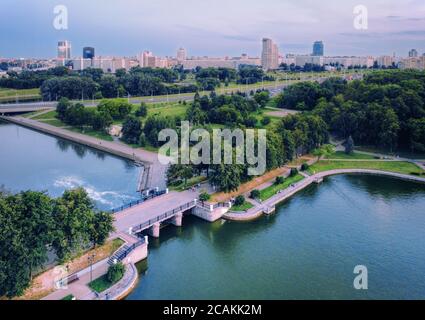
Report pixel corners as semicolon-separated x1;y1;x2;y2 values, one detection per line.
0;120;142;211
1;120;424;299
127;175;425;300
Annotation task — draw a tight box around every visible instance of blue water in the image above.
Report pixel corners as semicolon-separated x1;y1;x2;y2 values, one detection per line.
0;120;142;210
127;175;425;300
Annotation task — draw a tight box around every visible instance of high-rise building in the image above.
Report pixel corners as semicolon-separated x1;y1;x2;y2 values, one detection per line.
177;48;187;62
313;41;324;56
57;41;71;60
262;38;279;70
376;56;394;68
138;51;153;67
409;49;418;58
83;47;95;59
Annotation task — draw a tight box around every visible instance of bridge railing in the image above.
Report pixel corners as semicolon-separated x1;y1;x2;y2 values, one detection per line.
111;190;167;213
131;200;196;233
115;238;146;262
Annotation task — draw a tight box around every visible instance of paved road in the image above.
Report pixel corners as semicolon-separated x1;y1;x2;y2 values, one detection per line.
0;73;362;113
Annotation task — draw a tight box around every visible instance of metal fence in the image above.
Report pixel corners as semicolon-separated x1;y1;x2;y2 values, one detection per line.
114;238;146;262
110;190;167;213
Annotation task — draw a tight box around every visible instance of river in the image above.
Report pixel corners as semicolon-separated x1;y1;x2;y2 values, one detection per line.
127;175;425;300
1;120;424;299
0;120;142;211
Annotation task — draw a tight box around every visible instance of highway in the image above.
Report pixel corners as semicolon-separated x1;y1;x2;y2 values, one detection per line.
0;73;363;114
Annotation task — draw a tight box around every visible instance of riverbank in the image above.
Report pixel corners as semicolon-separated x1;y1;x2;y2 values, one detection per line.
224;168;425;222
0;115;167;191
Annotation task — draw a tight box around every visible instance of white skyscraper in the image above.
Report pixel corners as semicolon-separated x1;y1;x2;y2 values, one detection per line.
262;38;279;70
57;41;72;60
177;48;187;62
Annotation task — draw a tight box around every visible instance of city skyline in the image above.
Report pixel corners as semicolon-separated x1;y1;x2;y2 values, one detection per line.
1;0;425;59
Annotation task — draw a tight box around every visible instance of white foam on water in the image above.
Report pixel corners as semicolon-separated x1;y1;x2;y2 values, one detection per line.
53;176;137;207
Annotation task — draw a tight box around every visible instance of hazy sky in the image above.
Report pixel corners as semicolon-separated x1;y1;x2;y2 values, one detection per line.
1;0;424;58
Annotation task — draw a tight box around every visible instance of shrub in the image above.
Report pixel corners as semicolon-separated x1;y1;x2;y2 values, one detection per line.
135;103;148;118
301;163;309;171
261;117;271;126
234;195;245;206
250;189;260;199
107;262;125;283
290;168;299;177
199;192;211;202
275;176;285;185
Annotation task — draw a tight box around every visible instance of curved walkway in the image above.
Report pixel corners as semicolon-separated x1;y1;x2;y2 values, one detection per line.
96;263;138;300
224;169;425;222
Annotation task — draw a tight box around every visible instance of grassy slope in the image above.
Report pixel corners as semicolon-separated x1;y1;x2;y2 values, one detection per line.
308;160;424;176
259;174;304;201
231;201;254;212
325;151;376;160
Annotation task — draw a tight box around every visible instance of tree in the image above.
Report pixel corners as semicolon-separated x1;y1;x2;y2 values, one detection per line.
56;97;71;121
135;102;148;118
89;212;114;247
250;189;260;199
234;195;245;206
345;136;355;154
199;192;211;202
210;164;243;193
121;116;142;144
52;188;96;262
0;191;54;297
91;111;113;132
254;91;270;107
313;144;335;161
107;262;125;283
275;176;285;185
167;164;194;187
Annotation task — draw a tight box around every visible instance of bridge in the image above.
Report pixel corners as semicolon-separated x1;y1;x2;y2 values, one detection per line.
113;190;231;239
0;102;55;114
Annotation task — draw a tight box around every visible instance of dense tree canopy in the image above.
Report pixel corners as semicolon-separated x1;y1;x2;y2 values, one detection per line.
0;188;114;297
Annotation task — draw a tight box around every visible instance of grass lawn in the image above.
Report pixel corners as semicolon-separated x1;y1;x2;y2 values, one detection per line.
68;127;114;141
32;110;58;120
145;102;188;118
41;119;66;127
259;174;304;201
325;151;376;160
61;294;75;300
0;88;40;98
231;201;254;212
308;160;425;176
89;273;121;294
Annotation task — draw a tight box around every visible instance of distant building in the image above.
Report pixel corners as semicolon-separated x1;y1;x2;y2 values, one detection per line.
177;48;187;62
83;47;95;60
376;56;394;68
313;41;324;56
261;38;279;70
138;51;153;67
399;56;425;70
57;41;71;60
408;49;418;58
322;56;374;68
181;55;261;70
296;55;324;67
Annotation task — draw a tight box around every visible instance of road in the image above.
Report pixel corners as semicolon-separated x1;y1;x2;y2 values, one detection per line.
0;73;362;113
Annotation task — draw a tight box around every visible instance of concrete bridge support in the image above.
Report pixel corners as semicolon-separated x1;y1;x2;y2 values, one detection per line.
148;222;161;238
170;212;183;227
